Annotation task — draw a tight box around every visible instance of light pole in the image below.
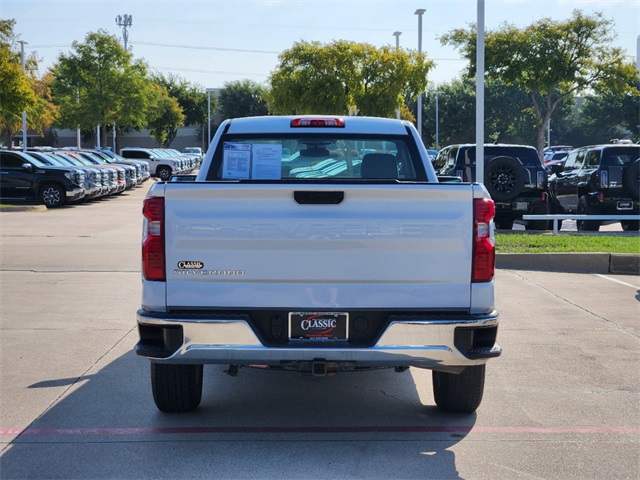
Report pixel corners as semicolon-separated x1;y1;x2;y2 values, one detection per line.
415;9;426;140
393;31;401;49
434;91;441;151
18;40;27;151
475;0;485;184
206;88;215;146
393;31;402;119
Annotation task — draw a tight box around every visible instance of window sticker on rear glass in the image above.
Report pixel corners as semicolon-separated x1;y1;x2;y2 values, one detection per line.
222;143;251;179
222;142;282;180
252;144;282;180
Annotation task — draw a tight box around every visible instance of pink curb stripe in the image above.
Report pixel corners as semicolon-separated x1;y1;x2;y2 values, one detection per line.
1;425;639;436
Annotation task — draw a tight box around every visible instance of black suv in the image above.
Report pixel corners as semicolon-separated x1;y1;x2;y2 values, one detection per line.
0;150;85;208
548;144;640;231
434;144;549;230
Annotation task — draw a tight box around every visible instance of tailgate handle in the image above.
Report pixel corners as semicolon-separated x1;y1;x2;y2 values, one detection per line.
294;191;344;205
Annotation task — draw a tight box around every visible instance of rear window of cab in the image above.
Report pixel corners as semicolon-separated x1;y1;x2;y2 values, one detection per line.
459;147;542;167
205;134;427;181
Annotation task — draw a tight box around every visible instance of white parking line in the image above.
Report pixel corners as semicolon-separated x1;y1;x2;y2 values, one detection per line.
595;274;639;289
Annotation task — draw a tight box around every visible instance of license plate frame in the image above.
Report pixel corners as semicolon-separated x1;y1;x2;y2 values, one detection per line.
288;312;349;341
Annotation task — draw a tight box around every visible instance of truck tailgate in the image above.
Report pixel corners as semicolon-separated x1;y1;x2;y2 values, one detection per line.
163;183;474;310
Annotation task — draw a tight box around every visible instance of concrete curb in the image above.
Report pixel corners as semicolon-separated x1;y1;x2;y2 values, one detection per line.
497;253;640;275
0;205;47;212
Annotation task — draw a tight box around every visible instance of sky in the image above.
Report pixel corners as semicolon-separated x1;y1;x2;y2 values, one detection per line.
3;0;640;90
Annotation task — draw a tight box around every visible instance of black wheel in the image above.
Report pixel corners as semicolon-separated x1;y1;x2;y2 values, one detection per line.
525;200;550;231
494;218;514;230
433;365;485;413
623;159;639;200
484;156;525;202
151;363;203;413
156;166;172;181
39;183;66;208
621;220;640;231
577;196;600;232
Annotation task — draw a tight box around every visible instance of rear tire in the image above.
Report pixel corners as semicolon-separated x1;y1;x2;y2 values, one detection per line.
151;363;203;413
494;218;514;230
525;200;550;231
432;365;485;413
39;183;66;208
621;220;640;231
577;196;600;232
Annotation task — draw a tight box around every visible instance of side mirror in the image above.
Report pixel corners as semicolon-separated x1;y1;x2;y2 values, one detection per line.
550;164;563;175
21;162;33;172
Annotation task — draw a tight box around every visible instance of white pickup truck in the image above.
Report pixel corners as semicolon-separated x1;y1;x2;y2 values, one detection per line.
136;115;501;414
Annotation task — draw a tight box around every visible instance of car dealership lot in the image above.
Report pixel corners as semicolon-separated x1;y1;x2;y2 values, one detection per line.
0;183;638;479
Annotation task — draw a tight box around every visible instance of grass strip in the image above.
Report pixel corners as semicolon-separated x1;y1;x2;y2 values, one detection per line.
496;233;639;254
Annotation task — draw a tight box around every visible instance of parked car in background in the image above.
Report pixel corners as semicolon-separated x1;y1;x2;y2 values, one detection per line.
183;146;203;163
154;148;195;172
54;151;120;195
543;145;573;157
93;149;151;184
433;143;549;230
0;150;85;208
26;150;106;201
547;144;640;231
58;151;126;194
76;151;137;190
120;147;185;181
544;151;569;164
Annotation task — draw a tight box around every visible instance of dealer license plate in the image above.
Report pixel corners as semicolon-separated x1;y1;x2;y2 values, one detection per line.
289;312;349;341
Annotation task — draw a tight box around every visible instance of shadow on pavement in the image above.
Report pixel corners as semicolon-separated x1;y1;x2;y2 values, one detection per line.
1;351;476;479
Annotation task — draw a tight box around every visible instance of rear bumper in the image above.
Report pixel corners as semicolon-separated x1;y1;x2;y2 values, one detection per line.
597;196;639;215
495;194;547;219
136;309;501;370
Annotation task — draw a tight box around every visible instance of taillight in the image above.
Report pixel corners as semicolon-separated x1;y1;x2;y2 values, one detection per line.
290;117;345;128
472;198;495;283
537;171;545;189
600;170;608;188
142;197;165;281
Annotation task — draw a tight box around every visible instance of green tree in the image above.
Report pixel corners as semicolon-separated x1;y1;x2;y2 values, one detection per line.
422;77;577;149
577;78;640;143
0;19;39;146
51;30;155;148
267;40;432;117
30;72;59;137
218;79;268;120
421;78;475;147
151;72;207;127
146;84;185;147
441;10;639;156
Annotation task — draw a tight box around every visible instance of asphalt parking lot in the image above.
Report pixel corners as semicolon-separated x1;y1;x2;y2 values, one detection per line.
0;182;638;479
